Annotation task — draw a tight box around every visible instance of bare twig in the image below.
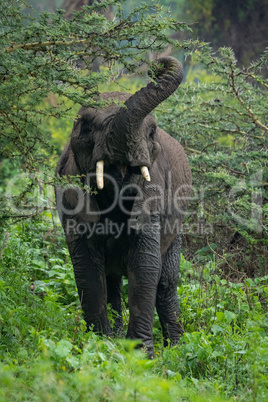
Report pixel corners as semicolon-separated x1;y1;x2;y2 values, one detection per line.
187;147;202;154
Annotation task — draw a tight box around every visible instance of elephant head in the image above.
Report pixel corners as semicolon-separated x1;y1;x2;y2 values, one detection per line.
68;57;183;190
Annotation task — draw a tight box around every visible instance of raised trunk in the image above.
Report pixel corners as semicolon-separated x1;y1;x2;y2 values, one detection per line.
109;57;183;159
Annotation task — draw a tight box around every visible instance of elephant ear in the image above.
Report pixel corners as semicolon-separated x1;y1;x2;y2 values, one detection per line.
70;110;96;174
56;186;100;226
56;138;100;226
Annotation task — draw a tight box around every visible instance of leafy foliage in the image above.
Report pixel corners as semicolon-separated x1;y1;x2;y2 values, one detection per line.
0;0;192;222
156;45;268;276
121;0;268;65
0;220;267;400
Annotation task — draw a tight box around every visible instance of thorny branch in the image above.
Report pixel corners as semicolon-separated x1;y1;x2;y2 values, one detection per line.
229;62;268;133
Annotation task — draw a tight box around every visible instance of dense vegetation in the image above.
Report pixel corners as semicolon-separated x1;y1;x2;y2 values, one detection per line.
0;0;267;400
157;46;268;277
1;218;267;400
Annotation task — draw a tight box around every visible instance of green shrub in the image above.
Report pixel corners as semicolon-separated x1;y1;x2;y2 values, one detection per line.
0;220;267;400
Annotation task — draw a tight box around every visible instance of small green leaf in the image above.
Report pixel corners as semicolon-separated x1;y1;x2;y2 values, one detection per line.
211;324;224;335
224;310;236;323
216;311;224;322
54;340;73;358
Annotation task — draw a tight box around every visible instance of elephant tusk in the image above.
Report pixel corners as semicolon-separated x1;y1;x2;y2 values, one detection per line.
140;166;151;182
96;160;104;190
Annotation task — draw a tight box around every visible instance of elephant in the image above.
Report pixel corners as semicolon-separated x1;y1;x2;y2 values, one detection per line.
55;56;192;357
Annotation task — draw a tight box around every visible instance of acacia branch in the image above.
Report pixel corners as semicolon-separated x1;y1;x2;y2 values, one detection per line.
4;34;98;54
4;17;136;54
238;71;268;90
186;147;202;154
230;63;268;132
201;142;217;152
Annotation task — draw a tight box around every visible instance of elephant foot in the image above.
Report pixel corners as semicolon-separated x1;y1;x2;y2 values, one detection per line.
162;321;184;347
84;314;112;337
141;341;155;359
128;336;155;359
112;322;125;338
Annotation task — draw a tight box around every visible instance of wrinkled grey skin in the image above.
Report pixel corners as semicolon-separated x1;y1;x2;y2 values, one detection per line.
56;57;192;357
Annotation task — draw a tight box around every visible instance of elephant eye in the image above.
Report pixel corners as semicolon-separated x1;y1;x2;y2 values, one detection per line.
149;128;156;140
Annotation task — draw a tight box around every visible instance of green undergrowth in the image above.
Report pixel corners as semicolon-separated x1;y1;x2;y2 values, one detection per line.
0;218;267;401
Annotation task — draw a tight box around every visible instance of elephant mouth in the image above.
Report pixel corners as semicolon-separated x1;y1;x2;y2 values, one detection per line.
118;162;128;179
96;160;150;190
109;163;144;182
116;163;145;179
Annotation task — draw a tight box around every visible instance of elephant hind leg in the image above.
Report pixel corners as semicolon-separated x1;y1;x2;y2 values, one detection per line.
106;274;124;336
156;235;184;346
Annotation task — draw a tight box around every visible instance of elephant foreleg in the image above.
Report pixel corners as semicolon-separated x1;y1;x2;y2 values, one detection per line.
127;215;162;358
156;235;184;346
66;234;112;336
106;274;124;336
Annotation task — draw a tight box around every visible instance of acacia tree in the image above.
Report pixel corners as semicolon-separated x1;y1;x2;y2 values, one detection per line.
156;46;268;276
0;0;191;221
